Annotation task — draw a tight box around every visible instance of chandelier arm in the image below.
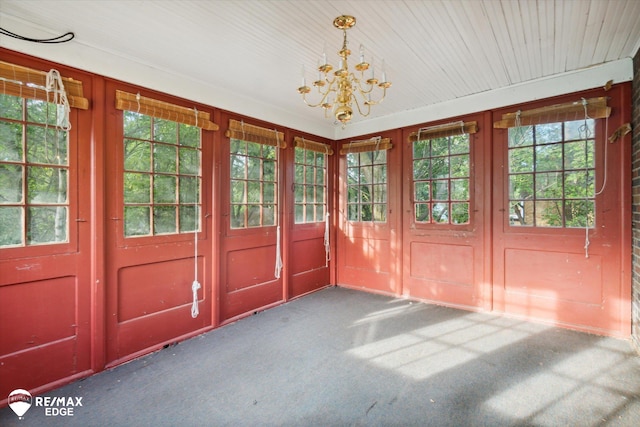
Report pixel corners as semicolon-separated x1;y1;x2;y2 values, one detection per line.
301;78;338;108
351;92;371;117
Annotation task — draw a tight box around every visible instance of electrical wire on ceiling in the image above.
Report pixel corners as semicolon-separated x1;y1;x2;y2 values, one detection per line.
0;26;74;43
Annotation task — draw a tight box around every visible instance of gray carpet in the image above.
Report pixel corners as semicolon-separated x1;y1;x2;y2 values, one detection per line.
2;287;640;426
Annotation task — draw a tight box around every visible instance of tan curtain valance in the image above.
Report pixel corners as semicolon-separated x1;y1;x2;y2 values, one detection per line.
408;121;478;142
339;137;392;155
225;119;286;148
493;97;610;129
115;90;218;131
294;136;334;155
0;60;88;109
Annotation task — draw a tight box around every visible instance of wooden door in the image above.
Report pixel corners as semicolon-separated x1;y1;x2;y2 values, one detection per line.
492;87;631;336
401;114;491;309
218;116;286;322
104;83;214;365
336;130;402;295
0;58;93;402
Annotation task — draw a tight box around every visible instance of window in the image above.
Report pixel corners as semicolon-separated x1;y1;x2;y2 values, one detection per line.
346;150;387;222
230;139;277;228
508;120;595;228
294;147;327;224
412;134;470;224
122;111;201;236
0;94;69;247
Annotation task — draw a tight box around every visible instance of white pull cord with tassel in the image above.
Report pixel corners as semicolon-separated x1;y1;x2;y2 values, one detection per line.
191;108;201;318
274;225;283;279
324;212;331;267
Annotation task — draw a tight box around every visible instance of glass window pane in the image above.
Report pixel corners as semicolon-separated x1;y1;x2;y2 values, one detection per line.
247;157;260;180
247;181;261;203
26;125;68;165
124;111;151;139
294;184;303;203
413;159;430;180
509;173;533;200
564;140;594;170
535;123;562;144
247;205;261;227
28;206;67;244
431;138;449;156
0;121;23;161
373;204;386;222
431;157;449;179
295;204;304;223
0;164;23;203
26;99;58;125
231;205;246;229
153;145;177;173
179;176;198;204
119;214;144;239
451;203;469;224
415;203;430;222
231;180;246;204
415;182;430;202
432;180;449;201
124;140;151;172
230;139;246;155
565;119;594;141
124;173;150;203
154;175;176;204
451;179;469;201
154;206;176;234
450;135;469;155
450;154;469;178
508;126;534;147
263;205;275;226
315;204;324;221
0;207;23;246
153;118;177;144
432;203;448;223
231;155;246;179
348;204;359;221
535;201;563;227
179;205;197;232
263;160;276;182
535;144;562;171
179;147;199;175
27;166;67;203
247;142;261;157
535;172;562;199
509;147;534;173
179;123;199;147
564;200;594;228
0;94;22;120
263;183;275;203
510;201;531;226
413;139;429;158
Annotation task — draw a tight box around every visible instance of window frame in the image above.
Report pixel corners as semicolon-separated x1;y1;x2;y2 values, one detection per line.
0;94;79;258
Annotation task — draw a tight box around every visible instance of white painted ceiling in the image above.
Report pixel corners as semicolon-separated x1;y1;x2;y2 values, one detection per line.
1;0;639;139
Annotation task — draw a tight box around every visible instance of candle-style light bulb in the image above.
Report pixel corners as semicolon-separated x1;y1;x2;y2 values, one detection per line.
301;64;306;86
381;59;387;83
359;44;365;63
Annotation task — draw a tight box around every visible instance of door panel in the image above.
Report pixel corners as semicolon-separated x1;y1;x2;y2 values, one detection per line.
492;86;631;336
401;114;491;309
104;83;213;365
337;130;402;295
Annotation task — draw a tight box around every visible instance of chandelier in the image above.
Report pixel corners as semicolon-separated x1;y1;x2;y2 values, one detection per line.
297;15;391;126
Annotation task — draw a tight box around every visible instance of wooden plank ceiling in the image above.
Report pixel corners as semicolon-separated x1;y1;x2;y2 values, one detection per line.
1;0;639;135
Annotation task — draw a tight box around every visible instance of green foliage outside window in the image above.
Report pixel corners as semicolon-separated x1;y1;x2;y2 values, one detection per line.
412;134;470;225
123;111;201;237
0;94;69;247
346;150;387;222
508;120;595;228
294;147;326;223
230;139;277;228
